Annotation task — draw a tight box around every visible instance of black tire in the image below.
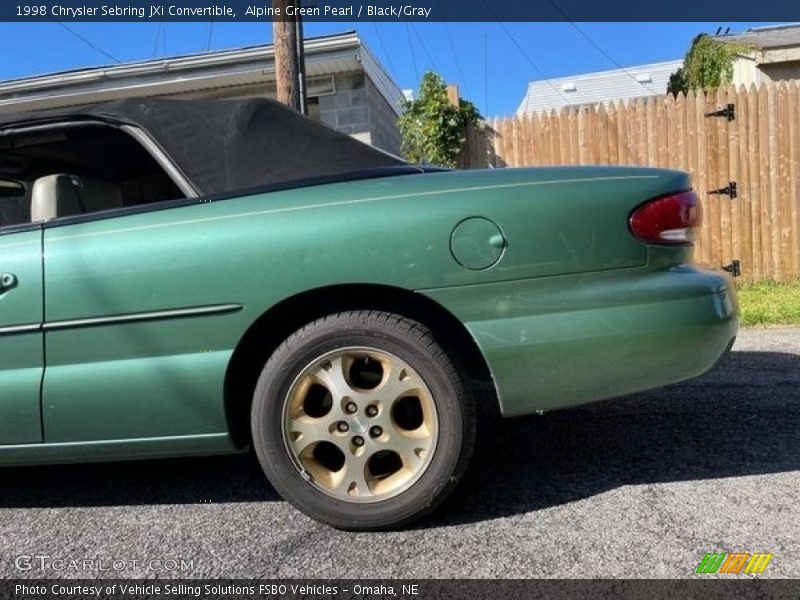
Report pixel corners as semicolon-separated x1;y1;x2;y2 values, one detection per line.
251;310;476;530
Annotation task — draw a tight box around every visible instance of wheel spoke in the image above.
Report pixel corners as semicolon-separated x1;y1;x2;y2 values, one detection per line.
314;355;357;402
333;451;372;498
379;364;424;402
287;417;332;454
388;428;434;469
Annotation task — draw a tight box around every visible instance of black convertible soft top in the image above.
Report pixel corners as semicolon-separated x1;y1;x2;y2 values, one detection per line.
0;97;410;196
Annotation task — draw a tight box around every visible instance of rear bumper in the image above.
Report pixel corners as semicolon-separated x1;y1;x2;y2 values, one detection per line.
421;266;738;416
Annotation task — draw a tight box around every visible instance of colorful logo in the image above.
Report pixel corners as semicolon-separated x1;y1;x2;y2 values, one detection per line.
696;552;774;574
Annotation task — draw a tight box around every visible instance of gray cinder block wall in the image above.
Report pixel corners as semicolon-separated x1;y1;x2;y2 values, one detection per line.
318;72;402;155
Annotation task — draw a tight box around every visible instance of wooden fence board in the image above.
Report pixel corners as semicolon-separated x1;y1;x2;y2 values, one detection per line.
789;82;800;278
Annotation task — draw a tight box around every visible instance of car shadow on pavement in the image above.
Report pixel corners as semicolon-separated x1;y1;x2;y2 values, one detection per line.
0;452;276;507
435;349;800;526
1;350;798;525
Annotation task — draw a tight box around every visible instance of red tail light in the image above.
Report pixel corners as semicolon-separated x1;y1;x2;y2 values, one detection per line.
629;191;700;245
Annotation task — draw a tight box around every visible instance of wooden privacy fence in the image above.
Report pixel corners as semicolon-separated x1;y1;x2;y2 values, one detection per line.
461;81;800;282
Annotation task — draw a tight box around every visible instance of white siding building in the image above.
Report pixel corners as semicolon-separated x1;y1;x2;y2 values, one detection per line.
517;60;682;115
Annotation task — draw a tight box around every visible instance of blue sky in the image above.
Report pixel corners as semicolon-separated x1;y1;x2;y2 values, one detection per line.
0;21;778;115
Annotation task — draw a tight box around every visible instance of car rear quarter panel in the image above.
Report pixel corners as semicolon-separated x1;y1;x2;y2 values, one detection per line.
41;166;696;441
421;264;737;415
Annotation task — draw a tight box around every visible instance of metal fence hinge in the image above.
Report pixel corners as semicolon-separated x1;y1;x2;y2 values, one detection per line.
722;260;741;277
705;103;735;121
708;181;737;199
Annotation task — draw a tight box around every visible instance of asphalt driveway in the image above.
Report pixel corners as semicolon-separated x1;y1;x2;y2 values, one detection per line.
1;327;798;579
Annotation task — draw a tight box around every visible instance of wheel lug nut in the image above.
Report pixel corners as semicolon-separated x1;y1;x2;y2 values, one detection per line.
352;436;365;447
369;426;383;438
365;405;378;417
345;402;358;414
336;421;349;433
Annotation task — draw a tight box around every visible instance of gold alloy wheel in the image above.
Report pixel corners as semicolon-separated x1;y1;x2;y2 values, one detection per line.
281;347;439;503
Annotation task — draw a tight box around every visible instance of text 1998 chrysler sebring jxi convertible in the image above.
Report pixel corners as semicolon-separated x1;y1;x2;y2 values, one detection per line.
0;98;736;529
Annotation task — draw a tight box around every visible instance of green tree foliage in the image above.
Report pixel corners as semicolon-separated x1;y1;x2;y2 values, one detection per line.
667;34;750;96
397;71;482;167
666;68;689;97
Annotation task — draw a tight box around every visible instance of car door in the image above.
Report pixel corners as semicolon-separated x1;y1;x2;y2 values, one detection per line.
36;123;238;444
0;180;44;444
41;211;239;444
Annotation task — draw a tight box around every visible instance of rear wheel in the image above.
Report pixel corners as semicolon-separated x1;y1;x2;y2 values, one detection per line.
251;311;475;530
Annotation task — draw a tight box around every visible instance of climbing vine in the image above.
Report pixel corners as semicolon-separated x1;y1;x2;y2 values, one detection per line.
668;34;751;96
397;71;482;168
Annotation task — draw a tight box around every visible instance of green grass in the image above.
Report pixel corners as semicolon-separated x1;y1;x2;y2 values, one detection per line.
736;280;800;327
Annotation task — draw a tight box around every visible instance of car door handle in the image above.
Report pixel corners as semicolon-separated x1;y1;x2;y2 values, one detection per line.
0;273;17;291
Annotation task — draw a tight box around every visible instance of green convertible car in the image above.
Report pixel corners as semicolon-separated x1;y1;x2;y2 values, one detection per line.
0;98;736;529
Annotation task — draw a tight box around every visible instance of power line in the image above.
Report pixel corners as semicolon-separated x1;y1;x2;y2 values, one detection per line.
436;1;472;101
546;1;660;95
564;22;659;95
484;32;489;115
371;22;398;82
542;3;646;161
153;22;162;58
54;22;120;63
405;22;420;85
442;22;472;100
495;21;570;103
409;23;439;74
482;2;641;161
476;0;568;104
205;22;214;52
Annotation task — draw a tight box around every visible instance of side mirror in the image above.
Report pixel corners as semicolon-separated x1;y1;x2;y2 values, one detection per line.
30;174;84;222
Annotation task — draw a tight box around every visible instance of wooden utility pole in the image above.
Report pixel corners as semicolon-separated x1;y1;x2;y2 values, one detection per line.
272;0;302;112
294;9;307;114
